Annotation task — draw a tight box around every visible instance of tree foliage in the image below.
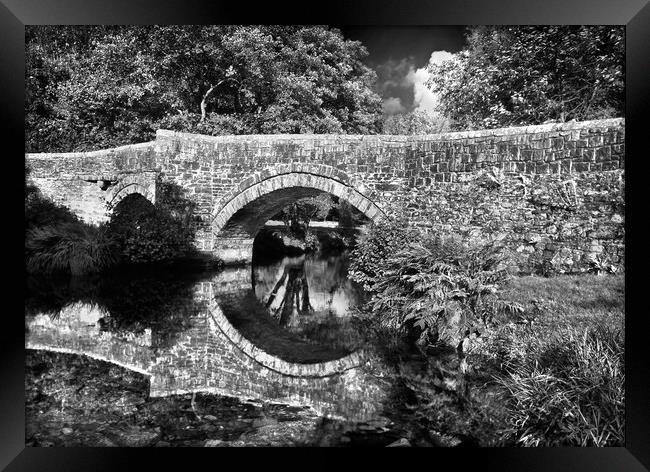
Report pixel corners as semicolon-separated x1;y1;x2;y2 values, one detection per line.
427;26;624;130
382;110;451;135
26;25;383;152
277;194;337;237
275;193;367;239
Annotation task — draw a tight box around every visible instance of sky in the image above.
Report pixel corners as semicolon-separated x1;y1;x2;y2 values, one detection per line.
338;26;467;116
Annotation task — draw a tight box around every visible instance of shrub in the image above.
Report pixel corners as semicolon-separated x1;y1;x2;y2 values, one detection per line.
26;222;119;275
351;222;521;354
491;323;624;446
348;217;419;292
116;217;193;264
107;183;197;264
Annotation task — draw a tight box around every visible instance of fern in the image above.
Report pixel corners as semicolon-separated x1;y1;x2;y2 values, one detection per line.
351;220;514;351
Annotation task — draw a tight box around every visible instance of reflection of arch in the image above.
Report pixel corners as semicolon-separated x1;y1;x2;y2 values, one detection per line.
211;164;385;238
207;299;364;378
105;174;157;210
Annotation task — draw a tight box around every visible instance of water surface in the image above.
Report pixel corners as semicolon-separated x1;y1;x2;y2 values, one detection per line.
25;250;392;424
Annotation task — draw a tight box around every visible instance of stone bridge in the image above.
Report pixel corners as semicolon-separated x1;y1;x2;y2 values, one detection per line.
26;118;625;272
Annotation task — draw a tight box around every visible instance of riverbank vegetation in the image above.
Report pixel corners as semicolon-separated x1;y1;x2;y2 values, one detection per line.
25;168;215;275
349;219;625;446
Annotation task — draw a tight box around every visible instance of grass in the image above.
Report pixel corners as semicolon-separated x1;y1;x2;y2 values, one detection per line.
351;268;625;447
470;273;625;446
498;273;624;329
492;325;624;446
25;223;119;276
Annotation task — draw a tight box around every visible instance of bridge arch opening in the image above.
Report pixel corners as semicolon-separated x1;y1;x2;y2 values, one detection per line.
211;170;385;264
107;192;158;237
104;172;157;214
107;182;154;211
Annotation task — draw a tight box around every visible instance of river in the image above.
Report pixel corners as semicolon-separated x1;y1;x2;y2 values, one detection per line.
26;249;453;446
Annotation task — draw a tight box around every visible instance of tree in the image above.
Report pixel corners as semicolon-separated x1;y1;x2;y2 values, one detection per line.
25;26;383;152
382;110;451;134
265;262;313;327
426;26;624;130
278;194;337;237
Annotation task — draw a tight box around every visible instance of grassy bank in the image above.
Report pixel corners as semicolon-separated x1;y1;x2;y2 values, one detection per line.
375;273;625;447
347;218;624;446
475;273;625;446
499;273;624;330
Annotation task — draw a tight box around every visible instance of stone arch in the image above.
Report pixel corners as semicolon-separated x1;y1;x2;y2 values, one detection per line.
105;173;157;211
211;164;385;239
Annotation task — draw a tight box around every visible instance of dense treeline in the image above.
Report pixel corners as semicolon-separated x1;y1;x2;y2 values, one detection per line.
26;25;625;150
26;25;383;152
426;26;624;130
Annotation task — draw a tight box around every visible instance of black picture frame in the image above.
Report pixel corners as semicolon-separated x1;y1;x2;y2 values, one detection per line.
4;0;648;469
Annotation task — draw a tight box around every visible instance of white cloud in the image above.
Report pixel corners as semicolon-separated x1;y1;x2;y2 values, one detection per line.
382;96;406;115
428;50;456;67
403;50;455;114
377;51;456;116
375;57;416;94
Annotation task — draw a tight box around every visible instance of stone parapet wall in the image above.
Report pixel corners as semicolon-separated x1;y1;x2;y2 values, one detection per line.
25;118;625;273
390;169;624;274
26;142;157;178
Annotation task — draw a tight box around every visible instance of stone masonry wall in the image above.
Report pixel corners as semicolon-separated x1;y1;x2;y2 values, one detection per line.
27;142;158;225
25;118;625;274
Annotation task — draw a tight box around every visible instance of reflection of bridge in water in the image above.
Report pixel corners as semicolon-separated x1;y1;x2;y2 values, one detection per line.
25;268;389;422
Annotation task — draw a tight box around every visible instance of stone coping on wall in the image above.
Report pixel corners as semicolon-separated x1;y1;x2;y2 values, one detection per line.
23;118;624;160
207;299;365;378
155;118;624;144
25;141;156;159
